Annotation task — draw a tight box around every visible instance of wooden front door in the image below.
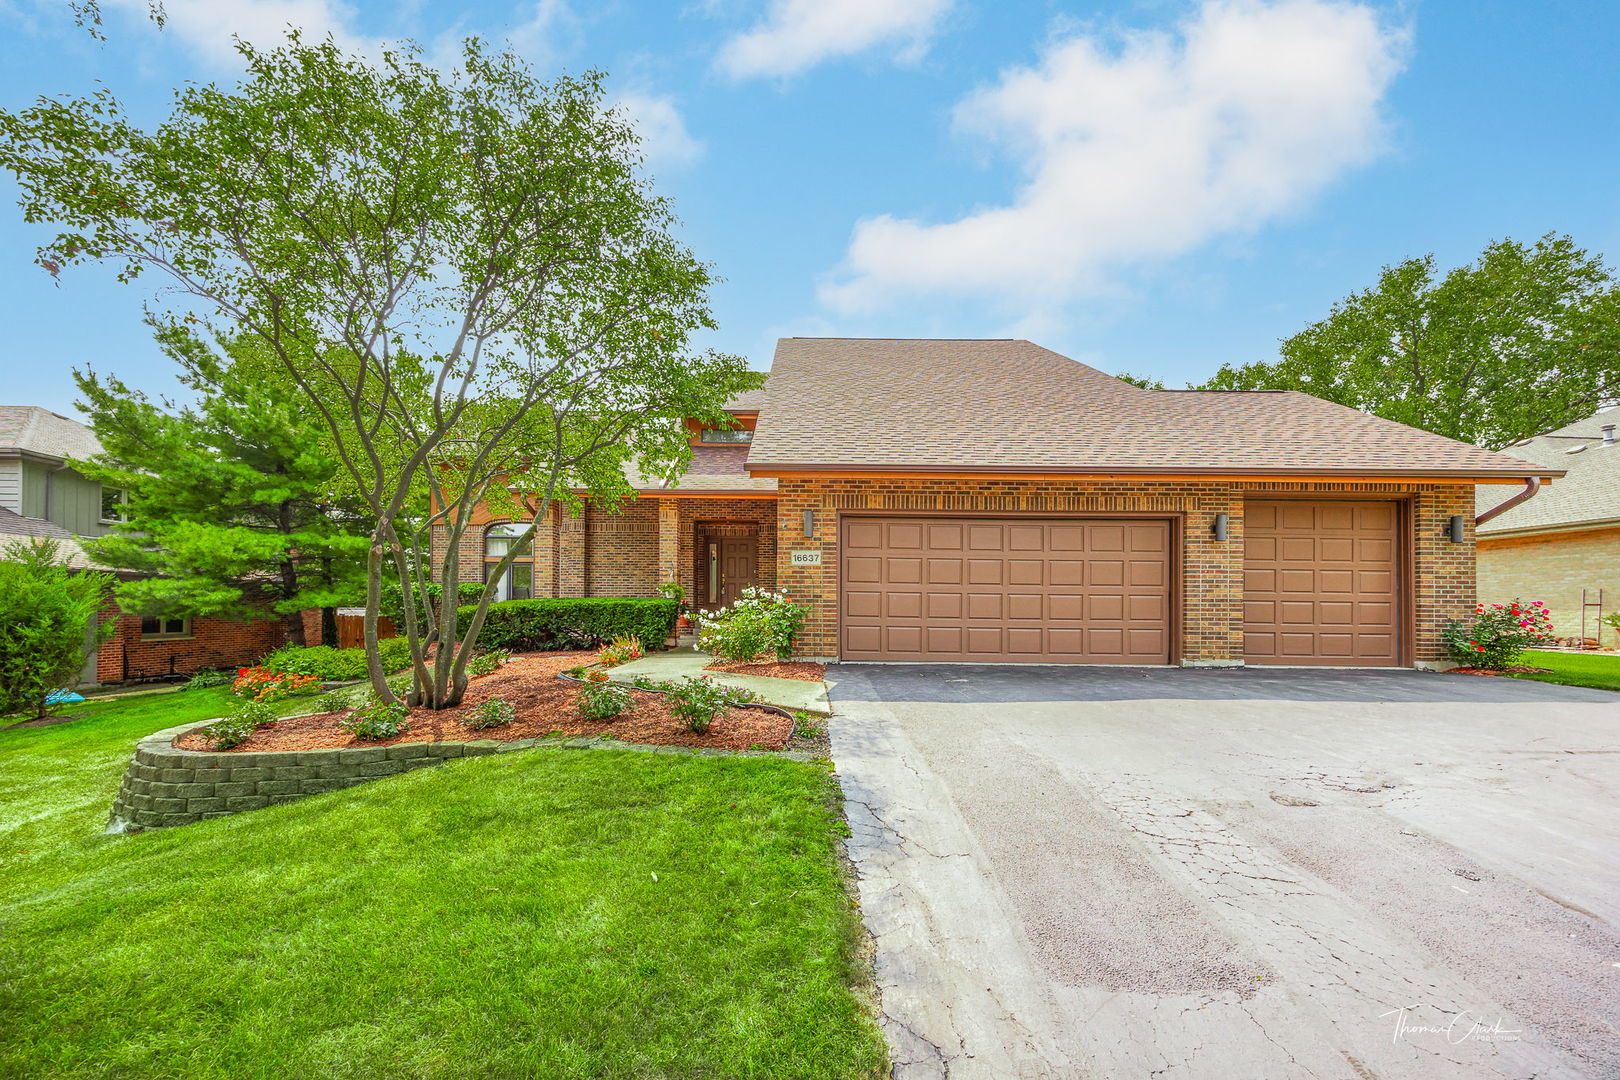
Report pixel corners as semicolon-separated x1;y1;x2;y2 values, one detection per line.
718;537;757;607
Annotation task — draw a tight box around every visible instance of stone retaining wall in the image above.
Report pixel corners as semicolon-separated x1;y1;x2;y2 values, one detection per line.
108;720;546;832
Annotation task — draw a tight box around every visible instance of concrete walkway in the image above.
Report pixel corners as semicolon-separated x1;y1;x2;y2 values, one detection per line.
605;647;830;714
830;664;1620;1080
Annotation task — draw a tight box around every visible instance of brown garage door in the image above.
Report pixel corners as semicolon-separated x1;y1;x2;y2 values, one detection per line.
840;517;1171;663
1243;500;1400;666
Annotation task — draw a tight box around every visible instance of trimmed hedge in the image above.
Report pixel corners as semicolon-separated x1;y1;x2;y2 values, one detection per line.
258;638;414;680
459;598;678;652
379;580;485;633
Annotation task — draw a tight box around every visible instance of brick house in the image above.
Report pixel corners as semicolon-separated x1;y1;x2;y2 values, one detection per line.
438;339;1559;668
1475;405;1620;645
0;406;298;686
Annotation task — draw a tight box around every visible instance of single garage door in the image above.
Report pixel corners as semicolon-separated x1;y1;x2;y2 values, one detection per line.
1243;500;1400;666
840;517;1171;663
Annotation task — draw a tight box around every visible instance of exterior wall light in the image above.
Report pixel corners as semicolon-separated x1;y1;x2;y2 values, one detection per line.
1212;513;1230;542
802;508;815;538
1447;515;1465;543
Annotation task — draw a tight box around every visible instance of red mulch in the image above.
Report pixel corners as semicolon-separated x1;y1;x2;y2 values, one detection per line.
704;660;827;681
1447;665;1555;677
173;652;794;754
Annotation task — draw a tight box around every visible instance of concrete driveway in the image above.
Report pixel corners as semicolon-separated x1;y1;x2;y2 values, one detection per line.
827;665;1620;1079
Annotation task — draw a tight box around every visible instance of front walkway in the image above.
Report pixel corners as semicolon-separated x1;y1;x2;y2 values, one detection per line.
829;664;1620;1079
606;646;831;715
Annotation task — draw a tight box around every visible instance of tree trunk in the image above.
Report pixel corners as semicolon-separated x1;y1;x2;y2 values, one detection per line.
321;605;338;647
285;607;307;648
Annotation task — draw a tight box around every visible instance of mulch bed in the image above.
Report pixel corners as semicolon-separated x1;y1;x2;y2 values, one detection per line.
1447;665;1554;677
704;660;827;681
173;652;795;754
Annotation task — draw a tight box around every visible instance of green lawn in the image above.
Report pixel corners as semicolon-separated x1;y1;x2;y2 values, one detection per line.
1512;649;1620;692
0;691;886;1079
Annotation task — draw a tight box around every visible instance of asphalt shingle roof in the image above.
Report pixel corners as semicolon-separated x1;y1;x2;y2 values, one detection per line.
743;338;1556;479
0;506;94;568
0;406;101;460
1476;405;1620;534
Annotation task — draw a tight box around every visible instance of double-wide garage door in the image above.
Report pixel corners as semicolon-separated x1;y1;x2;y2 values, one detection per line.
840;517;1172;663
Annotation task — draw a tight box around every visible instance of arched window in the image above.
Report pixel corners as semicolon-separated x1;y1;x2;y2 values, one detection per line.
485;523;534;601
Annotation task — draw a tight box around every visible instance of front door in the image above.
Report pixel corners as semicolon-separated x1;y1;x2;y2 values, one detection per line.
718;537;757;607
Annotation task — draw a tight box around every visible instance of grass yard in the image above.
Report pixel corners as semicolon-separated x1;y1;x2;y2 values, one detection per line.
1512;649;1620;692
0;690;887;1079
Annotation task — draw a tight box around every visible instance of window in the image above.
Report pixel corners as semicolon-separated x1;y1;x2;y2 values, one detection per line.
100;486;129;524
699;427;753;444
485;523;535;601
140;616;192;640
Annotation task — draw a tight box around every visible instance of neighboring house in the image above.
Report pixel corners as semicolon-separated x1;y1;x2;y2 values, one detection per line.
0;406;287;685
1475;405;1620;644
435;338;1557;669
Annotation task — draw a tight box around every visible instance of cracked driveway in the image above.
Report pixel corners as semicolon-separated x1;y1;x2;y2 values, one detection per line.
828;665;1620;1079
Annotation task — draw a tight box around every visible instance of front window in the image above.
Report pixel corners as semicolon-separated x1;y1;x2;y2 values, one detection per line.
699;427;753;444
100;486;129;524
140;616;191;640
485;523;535;601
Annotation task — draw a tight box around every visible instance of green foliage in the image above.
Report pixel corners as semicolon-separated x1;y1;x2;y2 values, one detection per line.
0;32;762;711
379;581;484;639
656;581;686;608
1443;599;1555;669
339;701;411;741
183;669;233;691
1200;235;1620;448
462;598;677;652
1113;371;1167;390
663;677;735;735
316;688;356;715
0;540;114;719
792;712;823;740
697;588;807;663
465;649;511;677
466;697;516;730
201;697;278;749
576;680;634;722
72;333;370;642
259;639;413;681
596;635;645;666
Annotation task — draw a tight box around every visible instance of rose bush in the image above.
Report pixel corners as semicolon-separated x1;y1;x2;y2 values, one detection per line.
1443;600;1554;669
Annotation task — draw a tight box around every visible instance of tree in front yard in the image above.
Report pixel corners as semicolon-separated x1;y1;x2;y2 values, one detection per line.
0;36;759;709
73;331;371;648
0;540;115;719
1199;235;1620;449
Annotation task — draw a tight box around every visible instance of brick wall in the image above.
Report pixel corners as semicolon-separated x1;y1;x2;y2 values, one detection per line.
96;610;286;683
585;500;659;597
774;477;1476;664
1477;525;1620;643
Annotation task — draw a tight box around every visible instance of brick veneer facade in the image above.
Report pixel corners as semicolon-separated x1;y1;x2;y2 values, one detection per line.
1477;525;1620;642
773;477;1476;665
95;609;288;684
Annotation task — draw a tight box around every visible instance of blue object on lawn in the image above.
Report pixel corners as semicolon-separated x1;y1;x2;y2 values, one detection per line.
45;689;86;705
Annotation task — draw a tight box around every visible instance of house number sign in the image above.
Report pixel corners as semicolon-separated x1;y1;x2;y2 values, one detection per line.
789;550;823;566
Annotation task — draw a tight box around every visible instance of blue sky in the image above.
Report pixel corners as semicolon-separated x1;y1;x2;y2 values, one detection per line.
2;0;1617;417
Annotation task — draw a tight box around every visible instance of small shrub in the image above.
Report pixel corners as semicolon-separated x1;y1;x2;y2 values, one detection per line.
596;635;644;667
792;711;822;739
697;587;807;663
466;648;511;677
1443;600;1555;669
231;666;321;702
577;680;633;721
663;676;733;734
259;638;414;680
316;688;356;715
460;597;677;652
467;696;516;730
201;697;278;749
184;669;233;691
339;700;411;741
0;539;114;719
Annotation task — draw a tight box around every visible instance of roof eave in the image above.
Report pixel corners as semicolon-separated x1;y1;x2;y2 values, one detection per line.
745;462;1565;482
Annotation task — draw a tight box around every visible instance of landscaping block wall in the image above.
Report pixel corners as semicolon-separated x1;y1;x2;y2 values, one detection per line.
108;721;535;832
774;477;1476;665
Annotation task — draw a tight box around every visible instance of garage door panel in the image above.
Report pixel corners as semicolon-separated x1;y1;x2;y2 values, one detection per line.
841;517;1171;664
1244;500;1400;667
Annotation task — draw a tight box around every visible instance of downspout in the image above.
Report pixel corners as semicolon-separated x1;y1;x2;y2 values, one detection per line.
1475;477;1543;527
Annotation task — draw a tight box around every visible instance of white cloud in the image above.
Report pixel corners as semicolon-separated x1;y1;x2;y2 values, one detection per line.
613;92;706;170
819;0;1408;318
106;0;370;65
717;0;951;80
